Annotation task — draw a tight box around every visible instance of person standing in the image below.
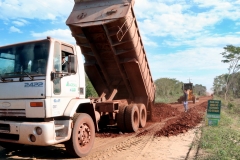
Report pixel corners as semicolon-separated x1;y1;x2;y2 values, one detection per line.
183;89;188;112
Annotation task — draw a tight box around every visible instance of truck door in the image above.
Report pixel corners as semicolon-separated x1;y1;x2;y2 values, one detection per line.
51;41;80;116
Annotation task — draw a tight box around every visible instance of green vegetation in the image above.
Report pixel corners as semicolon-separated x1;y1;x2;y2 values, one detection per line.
214;45;240;100
85;75;98;98
198;97;240;160
197;45;240;159
85;76;207;103
213;72;240;99
194;84;207;96
154;78;206;103
154;78;182;103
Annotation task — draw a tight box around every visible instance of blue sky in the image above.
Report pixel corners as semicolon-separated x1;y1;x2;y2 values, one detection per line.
1;0;240;93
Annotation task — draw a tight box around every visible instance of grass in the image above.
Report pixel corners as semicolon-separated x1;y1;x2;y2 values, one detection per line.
155;94;182;103
197;97;240;160
155;94;201;104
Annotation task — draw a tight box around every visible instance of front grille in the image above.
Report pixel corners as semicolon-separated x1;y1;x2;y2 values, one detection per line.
0;109;25;117
0;124;10;133
0;133;19;141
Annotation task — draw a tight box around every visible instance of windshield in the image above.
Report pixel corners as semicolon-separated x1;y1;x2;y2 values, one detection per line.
184;83;193;90
0;40;50;78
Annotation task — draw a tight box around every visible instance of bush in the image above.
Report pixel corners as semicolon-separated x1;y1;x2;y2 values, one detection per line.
227;102;234;110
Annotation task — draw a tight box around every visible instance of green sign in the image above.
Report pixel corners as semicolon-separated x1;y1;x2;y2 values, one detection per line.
207;100;221;126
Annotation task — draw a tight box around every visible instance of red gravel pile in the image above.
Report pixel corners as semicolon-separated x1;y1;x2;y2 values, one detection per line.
154;101;208;137
151;103;181;122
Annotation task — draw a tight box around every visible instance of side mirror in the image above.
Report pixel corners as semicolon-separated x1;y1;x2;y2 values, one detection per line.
68;55;78;74
51;72;62;81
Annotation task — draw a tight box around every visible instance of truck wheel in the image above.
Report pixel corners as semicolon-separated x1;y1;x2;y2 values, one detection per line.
65;113;95;158
117;105;127;131
0;142;24;150
138;104;147;128
125;104;139;132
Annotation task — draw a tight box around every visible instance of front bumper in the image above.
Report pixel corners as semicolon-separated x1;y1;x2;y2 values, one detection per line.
0;120;71;146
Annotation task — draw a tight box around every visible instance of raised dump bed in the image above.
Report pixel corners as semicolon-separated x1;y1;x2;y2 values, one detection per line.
66;0;155;108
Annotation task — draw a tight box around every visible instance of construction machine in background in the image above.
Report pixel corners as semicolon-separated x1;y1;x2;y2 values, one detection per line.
178;82;199;104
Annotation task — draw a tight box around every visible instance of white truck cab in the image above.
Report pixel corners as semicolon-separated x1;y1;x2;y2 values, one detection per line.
0;37;97;157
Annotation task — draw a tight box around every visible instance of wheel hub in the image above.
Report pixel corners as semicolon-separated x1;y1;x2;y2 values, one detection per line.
78;123;91;146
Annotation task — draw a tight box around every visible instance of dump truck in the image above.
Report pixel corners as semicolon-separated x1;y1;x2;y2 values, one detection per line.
0;0;155;158
178;82;198;104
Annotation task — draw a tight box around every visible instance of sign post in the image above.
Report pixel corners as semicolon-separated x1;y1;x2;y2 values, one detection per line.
206;100;221;126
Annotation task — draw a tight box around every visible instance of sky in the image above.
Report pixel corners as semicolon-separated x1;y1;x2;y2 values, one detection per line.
1;0;240;93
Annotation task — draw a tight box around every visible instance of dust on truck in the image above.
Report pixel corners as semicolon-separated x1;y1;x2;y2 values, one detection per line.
0;0;155;158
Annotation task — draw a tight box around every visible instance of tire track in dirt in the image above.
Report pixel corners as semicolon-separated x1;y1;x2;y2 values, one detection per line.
81;117;176;160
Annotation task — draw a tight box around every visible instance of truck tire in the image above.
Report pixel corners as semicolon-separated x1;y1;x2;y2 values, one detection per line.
125;104;139;132
117;105;127;132
0;142;24;150
138;104;147;128
65;113;95;158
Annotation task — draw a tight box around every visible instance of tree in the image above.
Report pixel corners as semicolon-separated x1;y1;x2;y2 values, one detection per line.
194;84;206;96
213;74;227;96
85;75;98;98
220;45;240;100
154;78;183;97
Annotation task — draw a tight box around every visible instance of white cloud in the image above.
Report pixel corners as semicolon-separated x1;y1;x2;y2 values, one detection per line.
135;0;240;39
193;0;232;9
9;26;22;33
148;47;229;92
12;19;29;26
141;34;158;47
0;0;74;20
149;47;227;72
1;0;239;93
163;35;240;47
137;10;219;39
31;29;75;44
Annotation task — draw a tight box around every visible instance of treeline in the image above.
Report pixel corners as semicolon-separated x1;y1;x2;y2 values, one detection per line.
154;78;206;101
212;45;240;100
86;76;207;103
213;73;240;98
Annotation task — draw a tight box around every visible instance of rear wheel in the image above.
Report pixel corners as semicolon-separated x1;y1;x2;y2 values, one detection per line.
125;104;139;132
138;104;147;128
65;113;95;158
117;105;127;132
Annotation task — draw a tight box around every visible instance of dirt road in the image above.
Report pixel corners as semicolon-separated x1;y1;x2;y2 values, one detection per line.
0;97;211;160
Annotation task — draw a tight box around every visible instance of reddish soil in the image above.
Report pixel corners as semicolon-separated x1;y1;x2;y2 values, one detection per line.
154;101;208;137
96;96;211;138
0;96;212;160
151;103;181;122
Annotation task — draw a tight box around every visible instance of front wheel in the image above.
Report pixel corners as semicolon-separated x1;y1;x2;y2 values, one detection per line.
65;113;95;158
